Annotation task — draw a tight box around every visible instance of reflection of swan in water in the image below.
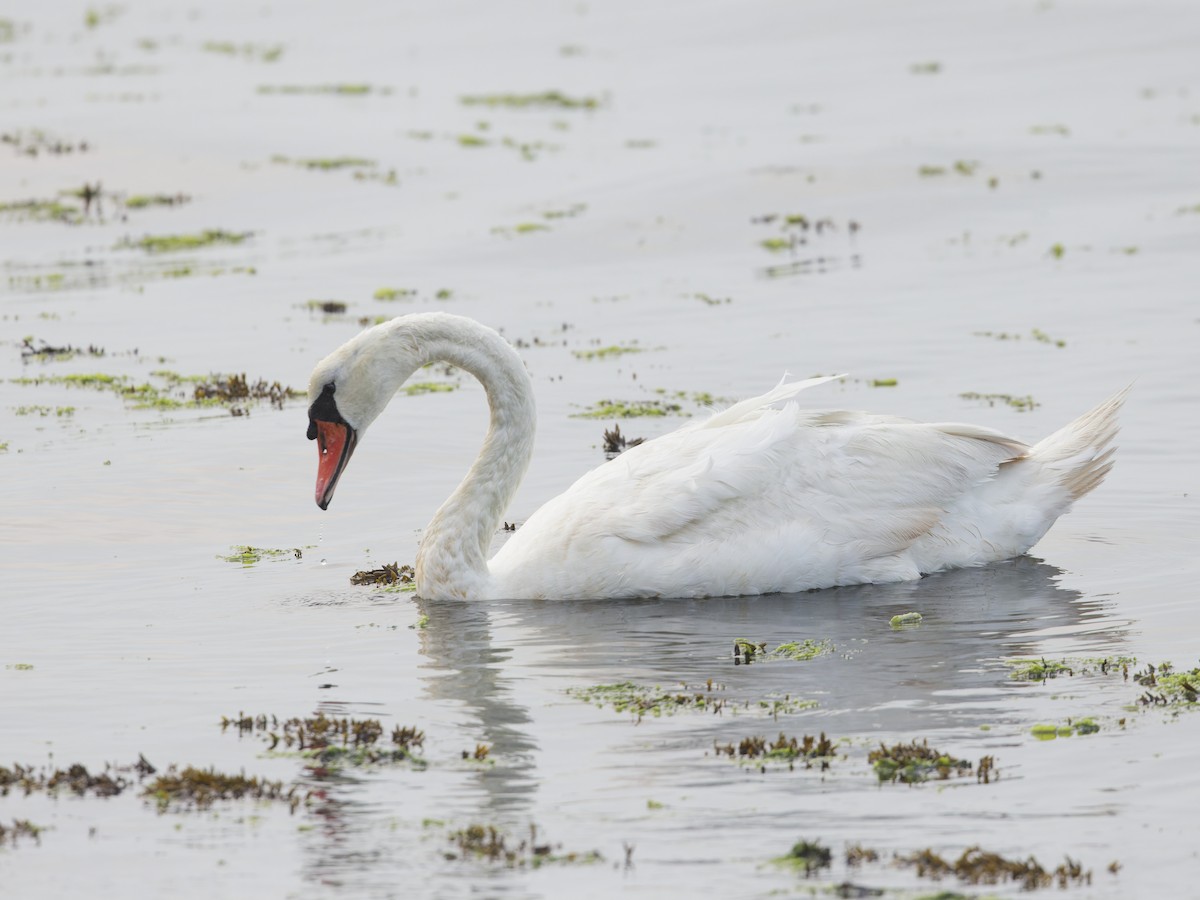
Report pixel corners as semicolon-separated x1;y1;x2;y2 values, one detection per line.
306;312;1127;601
478;556;1128;734
412;597;539;814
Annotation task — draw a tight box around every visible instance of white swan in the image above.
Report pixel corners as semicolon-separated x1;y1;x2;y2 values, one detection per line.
307;312;1126;601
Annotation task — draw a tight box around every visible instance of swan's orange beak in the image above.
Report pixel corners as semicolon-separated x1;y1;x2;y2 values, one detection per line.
313;420;357;510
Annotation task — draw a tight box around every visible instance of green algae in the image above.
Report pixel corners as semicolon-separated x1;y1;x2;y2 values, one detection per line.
714;731;837;766
202;40;284;62
734;638;833;664
350;562;415;588
871;378;899;387
402;381;457;396
567;680;728;720
272;154;375;170
258;83;383;96
959;391;1039;412
123;192;190;209
373;286;416;301
0;819;42;849
572;344;644;360
1005;655;1135;681
572;399;685;419
144;766;303;811
774;839;832;876
459;90;600;110
221;712;426;768
1132;660;1200;707
117;229;252;253
890;612;923;627
10;369;301;414
220;545;306;566
0;197;85;224
973;328;1066;347
446;823;603;868
868;739;992;784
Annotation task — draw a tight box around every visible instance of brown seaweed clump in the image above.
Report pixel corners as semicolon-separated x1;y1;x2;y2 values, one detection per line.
193;373;300;411
714;732;837;769
868;739;988;784
143;766;303;811
351;562;415;586
446;823;602;869
0;757;154;798
221;711;425;766
602;423;644;457
0;819;42;848
895;845;1091;890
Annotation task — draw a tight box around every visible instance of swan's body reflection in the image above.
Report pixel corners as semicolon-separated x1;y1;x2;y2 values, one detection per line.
304;556;1125;893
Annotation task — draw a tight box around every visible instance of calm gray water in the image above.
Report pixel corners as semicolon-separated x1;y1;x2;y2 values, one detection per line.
3;1;1199;897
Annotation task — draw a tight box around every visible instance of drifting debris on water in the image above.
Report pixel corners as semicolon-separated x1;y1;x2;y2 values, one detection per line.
572;399;685;419
20;338;106;362
713;732;837;770
602;423;644;457
868;739;990;784
889;612;923;628
1132;660;1200;707
1031;718;1101;740
463;744;491;762
222;711;426;767
894;845;1092;890
572;344;644;360
2;129;89;157
258;83;387;96
351;562;414;587
307;299;348;314
446;822;603;868
973;328;1067;348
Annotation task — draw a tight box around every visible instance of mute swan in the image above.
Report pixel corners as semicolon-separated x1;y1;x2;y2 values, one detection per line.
307;312;1126;601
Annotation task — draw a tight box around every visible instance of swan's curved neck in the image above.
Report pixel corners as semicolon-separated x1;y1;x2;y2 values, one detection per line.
405;318;535;599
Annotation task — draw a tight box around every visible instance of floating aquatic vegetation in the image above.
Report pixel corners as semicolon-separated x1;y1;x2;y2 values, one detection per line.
1132;660;1200;707
910;61;942;74
0;819;42;849
402;381;457;396
0;756;154;799
462;744;491;762
693;292;732;305
350;562;415;588
567;680;728;721
868;739;992;784
220;545;305;566
459;90;600;110
257;83;386;95
871;378;898;387
1030;123;1071;136
222;712;425;768
373;286;416;301
12;405;75;417
894;845;1092;890
10;369;301;414
958;391;1039;412
889;612;923;627
774;839;833;876
271;154;375;171
122;192;190;209
1031;717;1101;740
713;731;837;768
193;373;300;410
733;638;833;664
20;337;105;362
571;399;685;419
447;823;603;868
572;344;644;360
602;423;643;457
1004;655;1136;681
306;299;348;314
202;40;284;62
117;229;252;253
0;197;86;224
973;328;1066;347
144;766;302;811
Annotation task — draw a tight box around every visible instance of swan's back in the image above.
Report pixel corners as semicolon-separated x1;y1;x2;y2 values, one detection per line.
488;384;1126;600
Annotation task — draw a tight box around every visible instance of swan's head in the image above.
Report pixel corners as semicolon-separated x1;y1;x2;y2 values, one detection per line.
306;320;423;509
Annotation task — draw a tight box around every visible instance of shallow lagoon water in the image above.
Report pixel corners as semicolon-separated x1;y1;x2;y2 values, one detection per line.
2;1;1200;897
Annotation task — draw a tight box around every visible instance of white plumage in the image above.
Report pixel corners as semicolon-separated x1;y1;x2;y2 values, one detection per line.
306;312;1127;601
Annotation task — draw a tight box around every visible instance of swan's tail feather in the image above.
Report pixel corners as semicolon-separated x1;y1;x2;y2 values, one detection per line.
1028;385;1130;501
